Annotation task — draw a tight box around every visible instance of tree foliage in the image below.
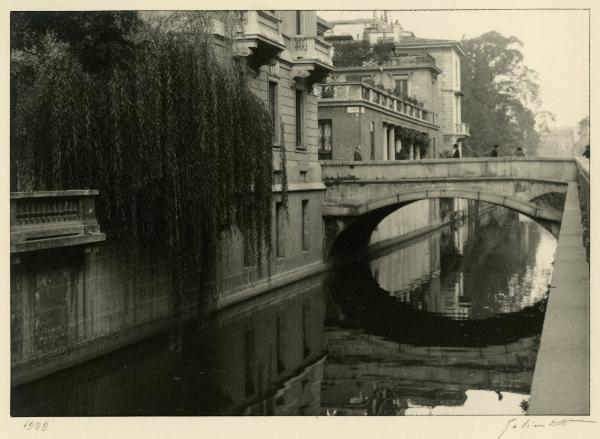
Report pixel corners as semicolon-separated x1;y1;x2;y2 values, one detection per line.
11;12;281;309
331;39;395;67
460;32;542;156
11;11;142;77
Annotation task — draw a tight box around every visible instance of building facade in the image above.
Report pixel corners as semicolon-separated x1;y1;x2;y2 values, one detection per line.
325;16;470;157
218;10;334;295
10;10;334;386
538;127;576;157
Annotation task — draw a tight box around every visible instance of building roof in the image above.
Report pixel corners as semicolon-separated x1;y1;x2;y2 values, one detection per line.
317;15;333;31
395;36;466;56
328;18;387;25
324;34;355;42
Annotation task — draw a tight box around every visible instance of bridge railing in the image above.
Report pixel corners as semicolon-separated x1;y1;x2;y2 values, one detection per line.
574;157;590;260
321;157;578;183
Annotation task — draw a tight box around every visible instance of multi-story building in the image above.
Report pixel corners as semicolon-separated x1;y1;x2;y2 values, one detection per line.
325;16;469;156
394;36;469;154
217;10;334;295
314;59;443;161
538;127;576;157
10;10;334;387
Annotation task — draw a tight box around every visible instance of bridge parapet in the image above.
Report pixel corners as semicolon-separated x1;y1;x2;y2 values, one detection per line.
322;157;577;183
574;157;590;260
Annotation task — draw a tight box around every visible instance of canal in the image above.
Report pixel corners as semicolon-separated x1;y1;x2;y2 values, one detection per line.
11;203;557;416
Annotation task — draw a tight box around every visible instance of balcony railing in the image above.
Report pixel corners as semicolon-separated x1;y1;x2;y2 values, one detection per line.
237;10;283;45
315;82;435;124
455;122;470;136
11;190;106;254
290;36;333;66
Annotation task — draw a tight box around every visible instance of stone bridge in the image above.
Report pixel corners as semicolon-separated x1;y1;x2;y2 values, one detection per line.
322;158;577;257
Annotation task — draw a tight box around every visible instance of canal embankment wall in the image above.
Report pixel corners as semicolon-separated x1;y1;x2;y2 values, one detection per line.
528;159;590;415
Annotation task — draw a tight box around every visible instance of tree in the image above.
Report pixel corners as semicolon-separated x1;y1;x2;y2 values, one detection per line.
11;11;142;76
460;32;542;156
11;11;280;307
330;39;395;67
535;110;556;134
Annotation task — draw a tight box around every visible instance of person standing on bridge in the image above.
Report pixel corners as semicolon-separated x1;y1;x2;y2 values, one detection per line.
452;143;461;158
490;144;500;157
583;144;590;159
354;145;363;161
515;147;525;157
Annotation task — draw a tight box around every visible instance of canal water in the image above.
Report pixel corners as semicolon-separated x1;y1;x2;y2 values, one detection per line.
12;204;556;416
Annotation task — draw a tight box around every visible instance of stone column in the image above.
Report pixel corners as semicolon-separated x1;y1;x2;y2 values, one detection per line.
415;144;421;160
382;124;388;160
388;126;395;160
409;142;414;160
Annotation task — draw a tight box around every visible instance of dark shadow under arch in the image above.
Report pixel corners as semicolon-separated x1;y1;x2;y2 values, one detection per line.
328;194;561;260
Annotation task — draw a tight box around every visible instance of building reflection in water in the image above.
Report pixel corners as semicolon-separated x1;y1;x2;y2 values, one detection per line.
369;205;555;320
323;203;556;415
12;203;557;417
12;276;327;416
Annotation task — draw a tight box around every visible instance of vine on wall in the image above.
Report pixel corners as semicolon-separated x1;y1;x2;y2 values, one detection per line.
11;12;282;309
396;127;430;157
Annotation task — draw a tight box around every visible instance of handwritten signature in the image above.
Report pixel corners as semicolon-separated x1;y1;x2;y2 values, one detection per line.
498;417;597;439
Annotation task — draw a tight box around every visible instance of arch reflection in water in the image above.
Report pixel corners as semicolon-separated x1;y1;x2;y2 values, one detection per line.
323;205;556;415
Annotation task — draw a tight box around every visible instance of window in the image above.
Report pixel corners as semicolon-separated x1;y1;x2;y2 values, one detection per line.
295;89;304;149
244;329;256;397
243;234;255;267
268;81;278;144
295;11;302;35
301;200;310;251
370;121;375;160
318;120;332;159
394;78;409;97
275;202;284;258
276;317;285;373
302;302;310;358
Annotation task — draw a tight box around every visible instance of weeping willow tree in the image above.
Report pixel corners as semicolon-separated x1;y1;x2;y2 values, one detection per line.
11;11;283;309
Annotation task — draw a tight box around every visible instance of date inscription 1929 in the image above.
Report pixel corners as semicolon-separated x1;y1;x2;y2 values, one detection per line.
24;420;48;431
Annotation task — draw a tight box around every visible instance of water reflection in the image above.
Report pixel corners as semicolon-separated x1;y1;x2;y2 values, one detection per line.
370;208;554;319
12;205;556;416
12;277;326;416
323;205;556;415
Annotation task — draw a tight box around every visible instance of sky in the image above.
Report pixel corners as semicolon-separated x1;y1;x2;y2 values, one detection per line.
319;9;589;129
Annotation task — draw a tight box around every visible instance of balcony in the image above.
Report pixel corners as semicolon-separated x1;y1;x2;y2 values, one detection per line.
315;82;436;125
11;190;106;255
235;10;286;71
288;36;334;85
455;122;470;137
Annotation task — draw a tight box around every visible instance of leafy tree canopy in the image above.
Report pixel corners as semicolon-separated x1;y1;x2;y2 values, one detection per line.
331;39;395;67
11;11;142;76
460;31;545;157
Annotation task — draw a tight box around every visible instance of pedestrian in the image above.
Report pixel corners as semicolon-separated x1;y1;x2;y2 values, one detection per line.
452;143;461;158
354;145;363;161
515;147;525;157
583;144;590;159
490;144;500;157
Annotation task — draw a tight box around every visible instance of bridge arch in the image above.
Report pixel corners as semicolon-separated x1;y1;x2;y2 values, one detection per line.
324;187;562;259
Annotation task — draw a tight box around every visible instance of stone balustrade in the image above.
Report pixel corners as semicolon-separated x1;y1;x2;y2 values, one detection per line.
315;82;435;125
10;190;106;254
